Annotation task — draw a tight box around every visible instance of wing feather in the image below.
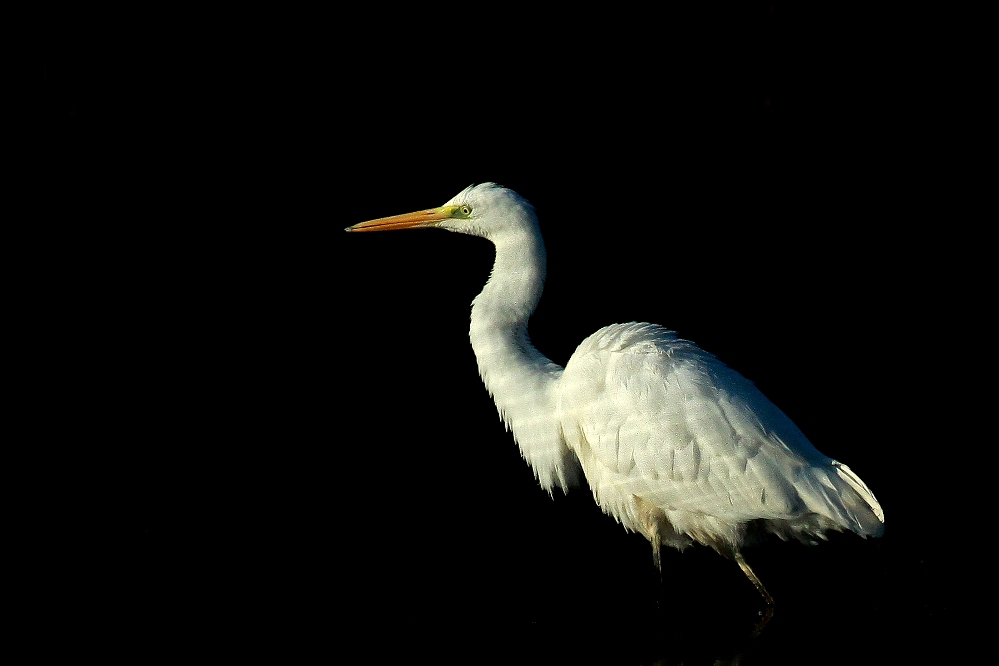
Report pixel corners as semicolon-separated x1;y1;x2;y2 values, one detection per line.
557;322;882;549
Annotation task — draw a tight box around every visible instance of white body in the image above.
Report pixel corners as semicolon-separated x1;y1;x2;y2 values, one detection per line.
352;182;884;572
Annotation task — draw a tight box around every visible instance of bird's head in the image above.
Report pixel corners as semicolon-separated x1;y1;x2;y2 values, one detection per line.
345;182;539;243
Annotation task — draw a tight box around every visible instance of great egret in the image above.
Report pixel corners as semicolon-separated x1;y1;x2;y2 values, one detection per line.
346;183;884;612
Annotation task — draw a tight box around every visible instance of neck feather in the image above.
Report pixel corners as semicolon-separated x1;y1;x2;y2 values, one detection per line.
468;230;578;493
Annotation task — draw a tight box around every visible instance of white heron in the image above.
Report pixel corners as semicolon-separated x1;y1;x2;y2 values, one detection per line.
346;182;884;612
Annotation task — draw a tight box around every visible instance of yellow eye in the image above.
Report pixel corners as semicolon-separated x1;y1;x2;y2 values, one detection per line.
459;205;472;216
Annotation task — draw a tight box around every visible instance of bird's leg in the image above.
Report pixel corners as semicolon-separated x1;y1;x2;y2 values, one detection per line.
734;551;773;605
648;523;665;612
635;495;664;577
633;495;668;611
734;551;774;631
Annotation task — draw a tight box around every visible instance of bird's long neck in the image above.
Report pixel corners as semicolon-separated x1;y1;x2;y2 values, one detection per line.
469;230;578;493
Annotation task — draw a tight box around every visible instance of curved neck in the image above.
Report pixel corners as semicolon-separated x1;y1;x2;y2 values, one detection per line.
469;229;559;387
468;230;577;493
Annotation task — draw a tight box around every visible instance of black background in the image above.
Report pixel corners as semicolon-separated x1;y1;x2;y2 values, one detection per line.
37;4;968;664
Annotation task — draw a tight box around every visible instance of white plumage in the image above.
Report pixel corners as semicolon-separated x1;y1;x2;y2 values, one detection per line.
347;182;884;610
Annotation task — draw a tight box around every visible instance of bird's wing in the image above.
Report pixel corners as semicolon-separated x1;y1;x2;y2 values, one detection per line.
557;323;881;543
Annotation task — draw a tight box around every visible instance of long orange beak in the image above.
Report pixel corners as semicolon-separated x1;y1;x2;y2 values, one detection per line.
345;207;454;233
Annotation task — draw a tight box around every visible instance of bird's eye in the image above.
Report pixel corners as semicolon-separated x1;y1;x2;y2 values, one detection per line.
460;205;472;216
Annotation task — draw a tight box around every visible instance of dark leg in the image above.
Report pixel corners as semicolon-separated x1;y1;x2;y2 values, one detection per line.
734;551;774;632
650;527;664;611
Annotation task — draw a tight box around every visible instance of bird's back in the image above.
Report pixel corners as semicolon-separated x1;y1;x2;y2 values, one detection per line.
556;322;884;554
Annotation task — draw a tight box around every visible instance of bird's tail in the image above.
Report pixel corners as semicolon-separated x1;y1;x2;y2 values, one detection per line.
770;461;884;545
831;461;884;537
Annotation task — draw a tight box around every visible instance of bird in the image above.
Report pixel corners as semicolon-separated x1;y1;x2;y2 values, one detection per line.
346;182;884;614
